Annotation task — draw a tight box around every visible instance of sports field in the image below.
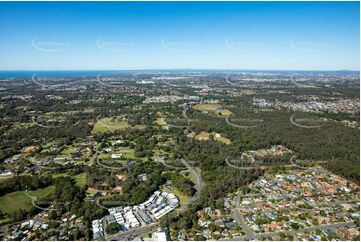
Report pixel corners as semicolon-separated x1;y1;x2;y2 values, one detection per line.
0;185;55;214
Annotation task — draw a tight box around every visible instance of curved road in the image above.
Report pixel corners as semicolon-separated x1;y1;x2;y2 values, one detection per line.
225;116;257;129
289;155;325;171
290;114;322;129
167;123;187;129
182;107;191;134
167;108;189;130
109;106;203;239
159;159;188;170
31;116;80;129
179;159;202;201
225;156;256;170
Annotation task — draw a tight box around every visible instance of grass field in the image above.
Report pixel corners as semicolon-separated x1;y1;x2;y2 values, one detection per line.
60;145;79;155
193;103;233;116
92;117;145;133
74;173;87;188
152;149;170;158
45;109;95;116
162;185;189;209
52;172;68;178
215;109;233;116
51;172;87;188
0;186;55;214
195;131;231;144
215;135;232;144
195;131;211;141
98;147;141;160
45;111;79;116
193;103;222;110
154;117;167;126
54;145;79;159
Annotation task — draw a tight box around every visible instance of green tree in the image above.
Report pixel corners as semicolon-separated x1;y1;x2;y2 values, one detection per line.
106;222;119;235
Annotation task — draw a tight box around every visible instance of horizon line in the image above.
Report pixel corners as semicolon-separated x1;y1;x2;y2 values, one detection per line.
0;68;359;72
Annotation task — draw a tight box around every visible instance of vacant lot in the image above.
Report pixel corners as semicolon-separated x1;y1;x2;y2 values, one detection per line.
154;117;167;126
98;147;144;161
92;117;145;133
193;103;222;111
51;172;87;188
74;172;87;188
193;103;233;116
195;131;231;145
215;109;233;116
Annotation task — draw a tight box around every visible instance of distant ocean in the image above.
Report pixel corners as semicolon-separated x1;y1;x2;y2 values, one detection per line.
0;70;358;78
0;70;210;78
0;70;129;78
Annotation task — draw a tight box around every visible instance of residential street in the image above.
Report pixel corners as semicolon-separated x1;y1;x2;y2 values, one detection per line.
255;221;355;239
225;221;355;241
230;190;356;241
232;192;255;240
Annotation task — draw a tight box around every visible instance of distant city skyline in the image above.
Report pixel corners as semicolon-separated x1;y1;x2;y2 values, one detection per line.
0;1;359;71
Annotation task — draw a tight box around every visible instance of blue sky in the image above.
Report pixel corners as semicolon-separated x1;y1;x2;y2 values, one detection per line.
0;1;359;70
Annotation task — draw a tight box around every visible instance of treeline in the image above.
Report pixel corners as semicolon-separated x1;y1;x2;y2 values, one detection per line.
49;177;106;240
174;135;263;208
0;174;53;196
186;105;359;183
0;86;146;163
86;166;117;189
0;122;92;162
112;161;168;205
52;177;85;213
90;161;168;206
316;111;359;122
324;159;360;183
171;173;195;197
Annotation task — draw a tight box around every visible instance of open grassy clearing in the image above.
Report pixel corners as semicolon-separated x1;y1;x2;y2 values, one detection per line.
195;131;231;144
92;117;146;133
154;117;167;126
60;145;79;155
51;172;87;188
53;145;80;159
193;103;222;110
45;111;78;116
74;172;87;188
0;186;55;214
98;154;130;165
193;103;233;116
162;184;189;209
45;109;94;116
214;135;232;144
181;170;196;185
152;149;170;158
215;109;233;116
98;147;143;160
51;172;68;178
12;122;36;129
